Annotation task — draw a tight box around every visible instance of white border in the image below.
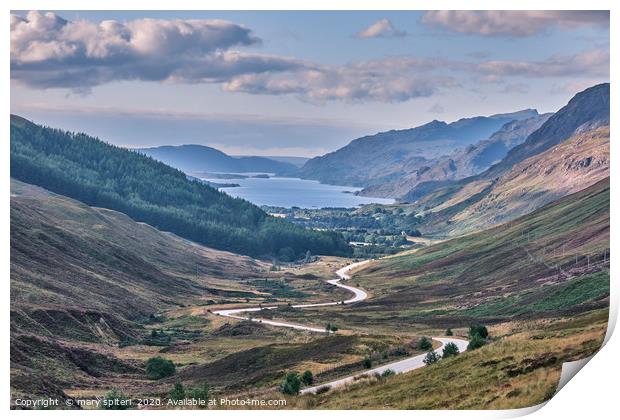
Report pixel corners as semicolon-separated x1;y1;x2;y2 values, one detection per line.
3;1;617;419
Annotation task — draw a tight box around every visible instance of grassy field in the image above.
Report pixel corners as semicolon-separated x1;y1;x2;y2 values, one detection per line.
283;309;608;409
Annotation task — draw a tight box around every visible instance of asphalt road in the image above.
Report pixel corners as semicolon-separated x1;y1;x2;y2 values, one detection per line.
213;259;469;393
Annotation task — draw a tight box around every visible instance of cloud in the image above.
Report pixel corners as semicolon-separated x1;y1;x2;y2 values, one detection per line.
502;83;529;94
10;12;609;103
222;58;458;103
427;103;445;114
10;11;303;89
357;18;407;38
472;49;609;78
422;11;609;37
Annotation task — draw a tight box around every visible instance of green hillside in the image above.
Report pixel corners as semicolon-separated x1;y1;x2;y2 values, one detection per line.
10;115;350;259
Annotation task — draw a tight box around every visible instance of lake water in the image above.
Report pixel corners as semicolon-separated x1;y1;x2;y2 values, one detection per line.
199;175;394;208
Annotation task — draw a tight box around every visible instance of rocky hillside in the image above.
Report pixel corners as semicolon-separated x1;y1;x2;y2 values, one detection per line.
297;110;539;188
401;83;610;237
360;113;551;198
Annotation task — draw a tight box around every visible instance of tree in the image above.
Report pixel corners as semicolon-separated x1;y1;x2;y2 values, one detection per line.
442;342;460;358
330;324;339;332
445;328;453;336
381;369;396;377
146;356;176;380
304;250;312;263
417;336;433;351
467;335;486;350
469;324;489;340
280;371;301;395
423;350;440;366
325;322;332;333
301;370;314;385
169;382;185;400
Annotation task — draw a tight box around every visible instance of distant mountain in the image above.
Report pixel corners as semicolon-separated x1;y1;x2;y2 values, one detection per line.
403;83;610;237
137;144;299;174
10;115;351;259
297;109;539;188
360;113;551;198
241;155;310;168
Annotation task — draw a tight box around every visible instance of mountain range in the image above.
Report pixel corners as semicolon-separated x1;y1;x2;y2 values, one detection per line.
137;144;299;175
296;109;540;188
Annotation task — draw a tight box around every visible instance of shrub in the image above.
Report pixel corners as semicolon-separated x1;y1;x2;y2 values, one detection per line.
389;345;409;357
280;371;301;395
101;389;131;410
146;356;176;380
301;370;314;386
467;334;486;350
469;324;489;339
417;336;433;351
445;328;453;336
188;382;210;402
442;342;460;358
381;369;396;377
423;350;440;366
169;382;185;400
362;357;372;369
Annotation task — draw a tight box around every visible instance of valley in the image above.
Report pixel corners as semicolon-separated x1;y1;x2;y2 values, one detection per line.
10;83;610;410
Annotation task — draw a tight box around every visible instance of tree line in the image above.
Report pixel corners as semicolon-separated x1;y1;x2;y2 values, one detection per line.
10;116;351;259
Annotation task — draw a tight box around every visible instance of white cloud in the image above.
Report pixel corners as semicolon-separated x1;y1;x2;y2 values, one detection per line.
10;11;299;89
10;12;609;103
422;11;609;37
357;18;407;38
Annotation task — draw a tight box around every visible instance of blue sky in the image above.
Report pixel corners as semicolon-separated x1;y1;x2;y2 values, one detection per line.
10;10;609;156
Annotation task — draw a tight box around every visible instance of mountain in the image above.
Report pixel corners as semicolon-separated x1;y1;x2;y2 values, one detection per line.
10;115;350;259
137;144;299;174
485;83;610;178
360;113;551;198
241;155;310;168
297;109;539;188
402;83;610;237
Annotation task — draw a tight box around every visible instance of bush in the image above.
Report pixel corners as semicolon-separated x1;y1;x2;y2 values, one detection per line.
423;350;440;366
467;334;486;350
188;382;210;402
417;336;433;351
362;357;372;369
442;342;460;358
445;328;453;336
389;345;409;357
101;389;131;410
146;356;176;380
169;382;185;400
280;371;301;395
469;324;489;339
381;369;396;377
301;370;314;385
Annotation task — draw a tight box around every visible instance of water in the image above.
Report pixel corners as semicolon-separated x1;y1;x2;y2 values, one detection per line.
199;174;394;208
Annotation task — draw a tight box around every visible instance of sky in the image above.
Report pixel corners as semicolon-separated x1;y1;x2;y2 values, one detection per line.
10;10;610;157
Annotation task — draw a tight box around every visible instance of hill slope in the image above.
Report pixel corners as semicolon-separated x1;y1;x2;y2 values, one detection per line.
402;83;610;236
137;144;298;174
297;110;539;188
10;115;350;259
10;179;274;399
361;113;551;198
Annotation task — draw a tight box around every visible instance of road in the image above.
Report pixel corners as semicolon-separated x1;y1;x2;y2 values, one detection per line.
213;259;469;393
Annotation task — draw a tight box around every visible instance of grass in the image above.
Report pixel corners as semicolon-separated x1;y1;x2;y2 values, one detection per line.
282;309;608;409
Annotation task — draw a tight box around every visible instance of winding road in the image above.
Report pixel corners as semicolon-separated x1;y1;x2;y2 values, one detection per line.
213;260;468;394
